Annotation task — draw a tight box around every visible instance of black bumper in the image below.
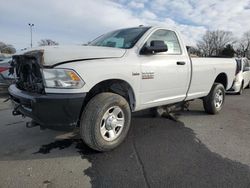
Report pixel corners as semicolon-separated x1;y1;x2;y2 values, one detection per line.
8;85;86;128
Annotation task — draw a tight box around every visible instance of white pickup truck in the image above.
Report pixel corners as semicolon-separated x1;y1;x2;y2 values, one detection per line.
9;26;236;151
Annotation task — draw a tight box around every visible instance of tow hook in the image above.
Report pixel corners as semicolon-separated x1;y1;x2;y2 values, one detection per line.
26;120;39;128
12;110;21;116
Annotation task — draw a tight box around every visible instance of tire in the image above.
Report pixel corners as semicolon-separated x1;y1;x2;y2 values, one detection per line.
203;83;225;114
80;92;131;151
237;82;244;95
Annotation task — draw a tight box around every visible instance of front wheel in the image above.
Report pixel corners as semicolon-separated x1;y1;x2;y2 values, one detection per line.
203;83;225;114
80;92;131;152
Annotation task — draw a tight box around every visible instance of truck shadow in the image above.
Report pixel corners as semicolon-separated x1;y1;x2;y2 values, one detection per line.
32;112;250;188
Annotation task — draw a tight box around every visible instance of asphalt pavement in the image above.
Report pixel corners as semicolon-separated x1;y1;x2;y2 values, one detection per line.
0;90;250;188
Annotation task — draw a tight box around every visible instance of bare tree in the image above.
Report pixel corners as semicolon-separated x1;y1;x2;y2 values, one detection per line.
197;31;215;57
197;30;235;57
38;39;59;46
187;46;202;57
213;30;235;56
0;41;16;54
237;31;250;58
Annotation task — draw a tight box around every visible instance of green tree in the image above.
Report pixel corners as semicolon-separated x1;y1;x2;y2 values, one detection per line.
220;44;235;57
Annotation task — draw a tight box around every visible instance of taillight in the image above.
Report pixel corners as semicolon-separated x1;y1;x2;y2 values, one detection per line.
0;67;9;73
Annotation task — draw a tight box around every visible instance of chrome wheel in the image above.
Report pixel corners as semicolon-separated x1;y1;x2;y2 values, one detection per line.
100;106;125;142
214;89;224;109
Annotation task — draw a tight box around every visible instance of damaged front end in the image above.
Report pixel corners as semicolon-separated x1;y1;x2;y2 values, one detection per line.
8;50;86;130
11;50;45;94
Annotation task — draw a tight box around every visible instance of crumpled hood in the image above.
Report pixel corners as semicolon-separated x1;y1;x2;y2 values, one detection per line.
21;45;126;66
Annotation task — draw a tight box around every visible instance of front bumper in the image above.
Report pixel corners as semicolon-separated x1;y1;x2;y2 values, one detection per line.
8;85;86;128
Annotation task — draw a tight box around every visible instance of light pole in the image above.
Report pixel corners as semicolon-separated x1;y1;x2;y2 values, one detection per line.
28;23;34;48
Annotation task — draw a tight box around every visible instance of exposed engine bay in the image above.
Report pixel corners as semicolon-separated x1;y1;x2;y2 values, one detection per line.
11;51;45;94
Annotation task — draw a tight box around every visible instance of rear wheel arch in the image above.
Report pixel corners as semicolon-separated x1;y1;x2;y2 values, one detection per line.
214;73;228;89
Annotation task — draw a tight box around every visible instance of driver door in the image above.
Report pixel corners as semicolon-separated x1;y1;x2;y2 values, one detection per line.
138;29;190;108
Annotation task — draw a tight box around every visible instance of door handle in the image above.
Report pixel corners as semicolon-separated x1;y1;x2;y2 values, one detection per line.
176;61;186;65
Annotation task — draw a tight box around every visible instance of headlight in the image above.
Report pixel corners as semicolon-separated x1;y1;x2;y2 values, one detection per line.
43;69;85;89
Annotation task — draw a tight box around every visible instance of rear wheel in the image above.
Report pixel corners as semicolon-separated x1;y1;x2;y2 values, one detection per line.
203;83;225;114
80;92;131;151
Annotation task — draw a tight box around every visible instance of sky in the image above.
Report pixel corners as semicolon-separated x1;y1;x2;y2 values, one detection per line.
1;0;250;50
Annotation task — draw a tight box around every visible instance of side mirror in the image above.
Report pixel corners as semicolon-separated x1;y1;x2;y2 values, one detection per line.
141;40;168;55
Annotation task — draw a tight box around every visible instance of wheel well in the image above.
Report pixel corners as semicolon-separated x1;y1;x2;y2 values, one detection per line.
214;73;228;89
83;79;136;111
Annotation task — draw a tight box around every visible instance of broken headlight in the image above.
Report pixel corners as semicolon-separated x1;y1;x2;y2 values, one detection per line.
42;69;84;89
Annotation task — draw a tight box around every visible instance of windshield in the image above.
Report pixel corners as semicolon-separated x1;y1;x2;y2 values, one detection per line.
89;27;150;49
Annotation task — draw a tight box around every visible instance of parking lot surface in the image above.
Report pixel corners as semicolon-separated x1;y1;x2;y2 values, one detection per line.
0;91;250;188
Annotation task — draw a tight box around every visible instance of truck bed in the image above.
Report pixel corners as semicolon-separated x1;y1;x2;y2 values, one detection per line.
186;57;236;100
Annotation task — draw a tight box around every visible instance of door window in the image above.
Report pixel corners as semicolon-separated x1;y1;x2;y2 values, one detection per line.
145;30;182;54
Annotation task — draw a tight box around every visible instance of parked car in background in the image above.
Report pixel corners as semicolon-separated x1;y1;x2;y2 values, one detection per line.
227;58;250;94
0;58;14;94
